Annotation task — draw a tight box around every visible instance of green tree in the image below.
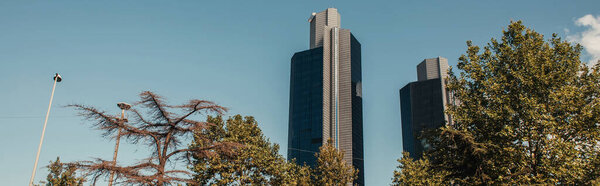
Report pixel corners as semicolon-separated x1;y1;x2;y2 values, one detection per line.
190;115;309;185
391;152;447;186
393;21;600;185
289;162;312;186
313;140;358;186
40;157;85;186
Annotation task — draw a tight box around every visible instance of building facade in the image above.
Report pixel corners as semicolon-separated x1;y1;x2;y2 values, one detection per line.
288;8;364;185
400;57;453;159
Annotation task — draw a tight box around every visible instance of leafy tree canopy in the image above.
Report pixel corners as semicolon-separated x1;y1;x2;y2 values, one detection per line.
190;114;310;185
313;140;358;186
38;157;85;186
392;152;447;186
394;21;600;185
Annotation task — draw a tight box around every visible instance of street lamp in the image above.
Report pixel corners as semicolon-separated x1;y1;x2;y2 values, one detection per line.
108;102;131;186
29;73;62;186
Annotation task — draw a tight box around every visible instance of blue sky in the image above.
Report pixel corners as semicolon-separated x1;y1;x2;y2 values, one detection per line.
1;1;599;185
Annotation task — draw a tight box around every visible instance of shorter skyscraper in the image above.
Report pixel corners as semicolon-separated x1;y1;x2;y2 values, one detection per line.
400;57;453;159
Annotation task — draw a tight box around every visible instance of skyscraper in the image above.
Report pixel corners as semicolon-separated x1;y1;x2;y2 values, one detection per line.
400;57;453;159
288;8;364;185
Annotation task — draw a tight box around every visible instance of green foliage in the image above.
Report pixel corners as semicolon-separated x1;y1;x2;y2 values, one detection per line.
41;157;85;186
291;162;312;186
189;115;359;186
394;21;600;185
392;152;447;186
313;140;358;186
190;114;309;185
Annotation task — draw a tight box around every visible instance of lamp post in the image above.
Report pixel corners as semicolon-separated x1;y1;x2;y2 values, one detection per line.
29;73;62;186
108;102;131;186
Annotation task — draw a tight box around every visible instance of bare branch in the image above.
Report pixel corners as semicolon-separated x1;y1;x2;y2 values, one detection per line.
67;91;234;185
137;91;173;124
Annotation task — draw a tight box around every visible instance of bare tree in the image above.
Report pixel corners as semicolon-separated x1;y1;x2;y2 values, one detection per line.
67;91;237;185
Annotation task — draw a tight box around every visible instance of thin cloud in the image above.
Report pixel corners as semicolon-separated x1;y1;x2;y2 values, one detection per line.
567;14;600;66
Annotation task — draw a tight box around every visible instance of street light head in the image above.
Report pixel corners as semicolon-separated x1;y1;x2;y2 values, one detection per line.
117;102;131;110
54;73;62;82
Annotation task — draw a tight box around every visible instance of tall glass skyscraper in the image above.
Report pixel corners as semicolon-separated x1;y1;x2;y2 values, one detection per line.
288;8;364;185
400;57;454;159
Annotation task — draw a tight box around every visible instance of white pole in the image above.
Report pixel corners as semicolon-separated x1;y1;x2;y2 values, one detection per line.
29;74;60;186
